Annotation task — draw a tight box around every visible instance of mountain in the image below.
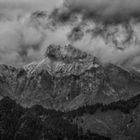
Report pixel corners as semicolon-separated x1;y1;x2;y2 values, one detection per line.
0;44;140;139
0;44;140;110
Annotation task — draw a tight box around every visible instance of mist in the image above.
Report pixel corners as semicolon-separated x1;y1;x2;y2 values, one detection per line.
0;0;140;70
0;15;45;66
0;0;59;66
46;0;140;70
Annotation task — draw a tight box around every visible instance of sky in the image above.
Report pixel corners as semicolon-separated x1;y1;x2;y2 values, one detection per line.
0;0;59;13
0;0;140;69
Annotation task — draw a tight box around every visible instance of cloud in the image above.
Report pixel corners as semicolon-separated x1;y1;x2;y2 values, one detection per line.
68;22;140;69
0;0;62;66
1;0;140;70
51;0;140;24
0;16;45;66
46;0;140;70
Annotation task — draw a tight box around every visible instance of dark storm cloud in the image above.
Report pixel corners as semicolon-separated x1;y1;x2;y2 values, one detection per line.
50;0;140;24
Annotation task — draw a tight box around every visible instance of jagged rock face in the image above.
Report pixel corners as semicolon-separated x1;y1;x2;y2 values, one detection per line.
45;44;93;63
0;44;140;111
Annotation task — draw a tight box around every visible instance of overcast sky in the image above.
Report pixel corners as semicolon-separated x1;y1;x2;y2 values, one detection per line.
0;0;59;13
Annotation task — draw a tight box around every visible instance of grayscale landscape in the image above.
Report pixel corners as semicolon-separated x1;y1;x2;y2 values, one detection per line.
0;0;140;140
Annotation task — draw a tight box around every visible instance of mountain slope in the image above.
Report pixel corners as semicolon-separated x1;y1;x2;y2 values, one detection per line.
1;44;140;139
0;44;140;111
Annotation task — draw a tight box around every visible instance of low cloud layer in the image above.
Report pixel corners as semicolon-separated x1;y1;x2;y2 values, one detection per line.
0;0;59;66
0;14;47;66
1;0;140;70
46;0;140;70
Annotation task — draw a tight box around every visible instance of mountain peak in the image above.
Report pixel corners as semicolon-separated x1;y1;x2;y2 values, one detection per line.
45;44;94;63
0;44;140;112
24;44;100;76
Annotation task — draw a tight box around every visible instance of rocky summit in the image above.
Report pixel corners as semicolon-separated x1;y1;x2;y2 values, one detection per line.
0;45;140;139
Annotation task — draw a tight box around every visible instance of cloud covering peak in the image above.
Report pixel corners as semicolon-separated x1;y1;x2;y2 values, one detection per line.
1;0;140;70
